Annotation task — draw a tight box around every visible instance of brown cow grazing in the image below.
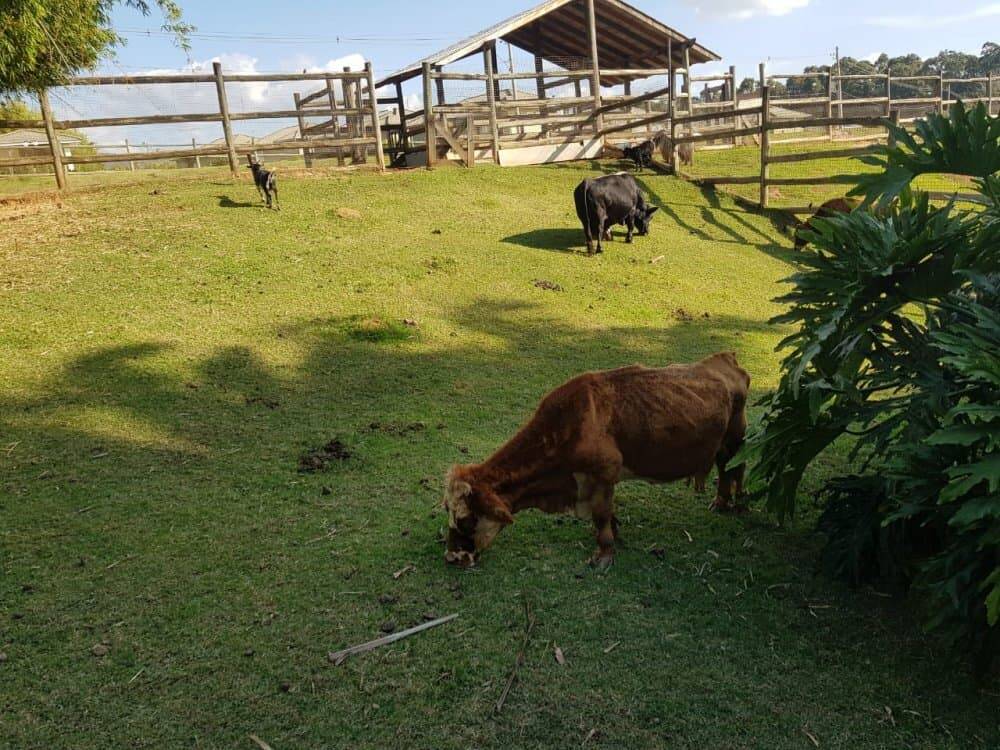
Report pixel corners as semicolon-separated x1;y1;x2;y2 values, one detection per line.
443;352;750;569
794;196;861;249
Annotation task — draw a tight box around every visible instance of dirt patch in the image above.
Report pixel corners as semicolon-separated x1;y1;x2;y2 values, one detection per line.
533;279;563;292
298;440;352;472
334;207;363;220
672;308;711;323
245;395;280;409
365;421;427;436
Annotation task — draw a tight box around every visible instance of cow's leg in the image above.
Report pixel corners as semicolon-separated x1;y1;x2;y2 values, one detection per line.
588;480;618;569
625;215;635;244
709;450;736;513
595;214;607;254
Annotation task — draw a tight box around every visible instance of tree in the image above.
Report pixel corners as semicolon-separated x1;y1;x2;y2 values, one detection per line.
0;1;191;96
0;100;41;132
737;103;1000;666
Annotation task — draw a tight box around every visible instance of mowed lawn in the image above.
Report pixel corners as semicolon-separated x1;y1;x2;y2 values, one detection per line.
1;163;997;750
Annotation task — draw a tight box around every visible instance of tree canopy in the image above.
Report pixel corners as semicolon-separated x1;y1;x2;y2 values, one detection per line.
0;1;191;97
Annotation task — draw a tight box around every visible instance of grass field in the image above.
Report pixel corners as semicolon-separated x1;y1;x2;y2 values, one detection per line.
1;163;997;749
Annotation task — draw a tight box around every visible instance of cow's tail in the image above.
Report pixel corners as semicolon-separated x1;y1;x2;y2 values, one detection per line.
583;179;593;244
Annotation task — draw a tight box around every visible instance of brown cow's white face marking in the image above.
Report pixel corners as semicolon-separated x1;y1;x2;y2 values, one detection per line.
443;471;513;566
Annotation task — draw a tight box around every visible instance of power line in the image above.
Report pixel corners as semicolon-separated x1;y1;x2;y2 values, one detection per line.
116;28;457;44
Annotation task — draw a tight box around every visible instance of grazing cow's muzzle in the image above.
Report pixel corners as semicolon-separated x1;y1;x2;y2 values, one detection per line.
445;528;478;567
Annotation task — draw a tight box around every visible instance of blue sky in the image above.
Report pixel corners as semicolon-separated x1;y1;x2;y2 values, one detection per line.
108;0;995;79
69;0;994;146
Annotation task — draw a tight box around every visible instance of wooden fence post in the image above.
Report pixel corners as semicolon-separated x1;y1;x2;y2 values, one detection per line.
125;138;136;171
191;138;200;168
989;71;995;117
38;88;66;190
212;62;239;175
825;70;834;140
483;43;501;164
466;114;476;168
586;0;603;133
327;75;345;166
729;64;737;145
887;109;900;149
886;67;892;117
422;62;436;169
759;85;771;210
345;67;365;164
294;93;313;168
365;62;386;171
939;72;946;114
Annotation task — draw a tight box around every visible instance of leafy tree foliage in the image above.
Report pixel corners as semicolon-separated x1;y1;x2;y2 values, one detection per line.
0;1;190;96
738;103;1000;666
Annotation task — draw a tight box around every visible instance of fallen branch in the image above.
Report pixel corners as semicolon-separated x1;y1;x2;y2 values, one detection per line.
327;613;459;666
249;735;274;750
650;255;665;264
495;596;536;714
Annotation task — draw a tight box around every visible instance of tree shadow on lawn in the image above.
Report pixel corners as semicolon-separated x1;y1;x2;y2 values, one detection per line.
2;299;993;743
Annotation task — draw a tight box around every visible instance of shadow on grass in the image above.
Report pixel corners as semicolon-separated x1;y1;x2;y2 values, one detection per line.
216;194;258;209
501;228;584;254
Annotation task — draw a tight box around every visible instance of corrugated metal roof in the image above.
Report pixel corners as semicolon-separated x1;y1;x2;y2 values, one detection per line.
376;0;719;88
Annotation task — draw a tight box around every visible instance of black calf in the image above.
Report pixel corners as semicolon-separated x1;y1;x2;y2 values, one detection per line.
247;154;280;210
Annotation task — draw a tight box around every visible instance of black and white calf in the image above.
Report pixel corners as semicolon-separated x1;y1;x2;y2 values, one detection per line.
622;140;655;171
573;173;659;255
247;154;279;210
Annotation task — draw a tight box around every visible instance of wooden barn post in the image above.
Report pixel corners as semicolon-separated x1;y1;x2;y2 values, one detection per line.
38;88;66;190
682;43;692;119
365;62;386;171
422;62;436;168
125;138;136;171
394;81;409;157
483;42;501;164
327;75;346;166
825;69;834;140
729;64;737;145
989;71;995;116
585;0;603;133
534;24;546;101
212;61;239;175
759;84;771;210
294;92;313;168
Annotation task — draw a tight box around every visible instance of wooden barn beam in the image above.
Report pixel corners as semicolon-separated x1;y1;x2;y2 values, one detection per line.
586;0;603;132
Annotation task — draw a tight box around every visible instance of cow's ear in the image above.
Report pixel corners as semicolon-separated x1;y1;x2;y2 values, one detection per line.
646;205;660;217
452;480;472;497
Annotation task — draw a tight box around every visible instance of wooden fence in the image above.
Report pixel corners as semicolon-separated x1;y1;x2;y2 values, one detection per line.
0;63;385;190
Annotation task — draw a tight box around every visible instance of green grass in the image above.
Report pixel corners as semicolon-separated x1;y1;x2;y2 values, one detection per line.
1;163;996;749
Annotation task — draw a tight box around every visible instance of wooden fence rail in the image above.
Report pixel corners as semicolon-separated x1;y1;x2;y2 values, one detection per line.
4;64;384;189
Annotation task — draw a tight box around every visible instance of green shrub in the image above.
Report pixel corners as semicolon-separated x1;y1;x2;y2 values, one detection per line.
738;102;1000;666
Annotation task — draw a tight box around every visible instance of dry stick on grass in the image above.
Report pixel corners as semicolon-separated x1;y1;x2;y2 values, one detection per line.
495;596;536;714
248;735;274;750
327;614;459;666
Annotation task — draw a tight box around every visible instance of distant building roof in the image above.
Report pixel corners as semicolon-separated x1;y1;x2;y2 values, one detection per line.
0;128;84;146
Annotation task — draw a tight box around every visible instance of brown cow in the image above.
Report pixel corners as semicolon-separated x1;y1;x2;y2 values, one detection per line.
794;197;861;249
443;352;750;569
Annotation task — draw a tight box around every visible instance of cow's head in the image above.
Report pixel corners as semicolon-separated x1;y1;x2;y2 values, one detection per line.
634;204;659;236
443;468;514;567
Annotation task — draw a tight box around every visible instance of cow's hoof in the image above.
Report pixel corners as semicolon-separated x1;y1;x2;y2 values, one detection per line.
589;550;614;571
709;497;733;514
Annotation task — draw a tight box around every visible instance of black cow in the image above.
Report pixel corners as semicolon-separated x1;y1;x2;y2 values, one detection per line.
574;173;659;255
623;140;655;171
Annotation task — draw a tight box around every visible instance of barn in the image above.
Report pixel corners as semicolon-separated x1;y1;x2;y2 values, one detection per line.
373;0;720;167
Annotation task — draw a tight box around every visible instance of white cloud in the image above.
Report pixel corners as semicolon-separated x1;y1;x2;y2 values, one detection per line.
680;0;810;20
54;52;366;145
865;3;1000;28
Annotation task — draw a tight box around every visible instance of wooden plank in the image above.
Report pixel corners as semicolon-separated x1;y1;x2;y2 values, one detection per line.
600;68;672;77
435;115;468;164
586;0;603;134
760;81;770;209
293;93;313;168
332;76;346;166
766;175;859;186
423;62;436;169
672;105;762;127
768;116;888;130
495;70;594;81
926;191;988;205
591;86;670;117
365;62;386;171
674;125;761;145
600;110;670;136
213;62;239;175
37;88;65;190
769;96;831;106
0;153;60;168
695;175;760;185
483;43;501;165
765;144;881;164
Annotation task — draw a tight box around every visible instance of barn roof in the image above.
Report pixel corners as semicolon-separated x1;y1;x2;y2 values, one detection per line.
376;0;720;88
0;128;84;146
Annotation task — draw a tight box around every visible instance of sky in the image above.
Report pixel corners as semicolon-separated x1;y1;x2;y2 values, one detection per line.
63;0;996;145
